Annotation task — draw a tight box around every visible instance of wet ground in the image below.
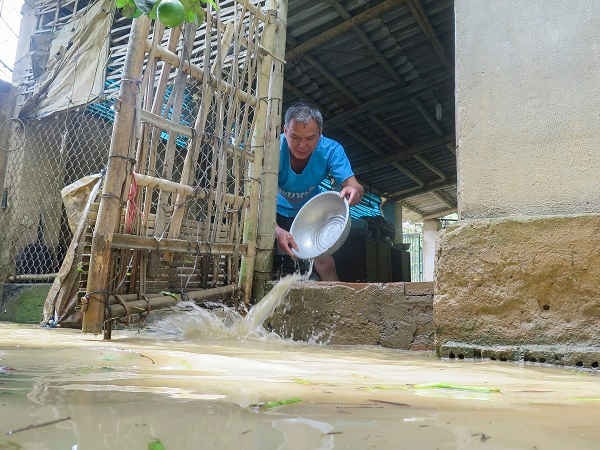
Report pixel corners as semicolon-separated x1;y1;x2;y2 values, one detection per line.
1;321;599;450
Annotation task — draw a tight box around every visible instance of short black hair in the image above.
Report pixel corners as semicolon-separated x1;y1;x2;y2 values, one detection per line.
284;102;323;130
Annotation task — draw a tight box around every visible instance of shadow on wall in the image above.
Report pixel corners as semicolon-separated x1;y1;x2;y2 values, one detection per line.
14;214;65;275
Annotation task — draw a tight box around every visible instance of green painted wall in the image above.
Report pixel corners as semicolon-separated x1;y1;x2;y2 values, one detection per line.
0;284;50;323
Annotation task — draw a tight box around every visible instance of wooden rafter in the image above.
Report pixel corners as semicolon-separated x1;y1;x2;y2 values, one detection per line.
388;177;456;200
288;34;448;190
285;0;407;61
406;0;450;68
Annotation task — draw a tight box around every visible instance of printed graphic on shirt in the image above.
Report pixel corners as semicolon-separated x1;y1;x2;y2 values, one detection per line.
279;187;315;204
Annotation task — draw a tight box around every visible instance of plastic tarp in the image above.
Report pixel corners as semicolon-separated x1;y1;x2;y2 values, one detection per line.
61;173;103;234
21;0;113;118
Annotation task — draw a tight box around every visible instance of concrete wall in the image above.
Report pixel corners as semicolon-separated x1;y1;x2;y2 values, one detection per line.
435;1;600;365
268;281;434;350
455;0;600;219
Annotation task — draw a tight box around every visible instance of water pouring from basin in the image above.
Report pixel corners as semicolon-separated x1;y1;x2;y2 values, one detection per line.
289;191;351;260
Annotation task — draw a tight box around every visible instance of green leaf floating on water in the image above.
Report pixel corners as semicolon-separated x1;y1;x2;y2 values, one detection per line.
161;291;179;300
362;385;408;391
413;383;500;393
148;439;166;450
251;398;302;409
292;378;313;385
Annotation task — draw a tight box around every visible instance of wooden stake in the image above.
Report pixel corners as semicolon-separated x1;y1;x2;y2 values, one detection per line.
82;16;151;334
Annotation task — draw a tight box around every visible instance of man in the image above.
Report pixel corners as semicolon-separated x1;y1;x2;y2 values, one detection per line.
275;102;364;281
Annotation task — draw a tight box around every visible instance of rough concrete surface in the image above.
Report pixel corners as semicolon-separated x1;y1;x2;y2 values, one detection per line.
455;0;600;218
267;281;433;349
435;215;600;354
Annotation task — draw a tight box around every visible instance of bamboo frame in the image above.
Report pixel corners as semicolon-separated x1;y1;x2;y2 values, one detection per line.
78;2;275;333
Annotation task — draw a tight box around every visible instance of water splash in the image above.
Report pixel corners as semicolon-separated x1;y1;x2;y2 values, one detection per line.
240;273;303;333
144;273;303;340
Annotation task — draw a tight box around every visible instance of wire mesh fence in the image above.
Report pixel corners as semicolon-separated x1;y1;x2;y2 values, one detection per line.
1;0;276;330
1;106;112;279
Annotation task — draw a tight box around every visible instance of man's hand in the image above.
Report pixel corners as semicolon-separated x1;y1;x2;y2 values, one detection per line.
275;225;299;257
340;176;364;206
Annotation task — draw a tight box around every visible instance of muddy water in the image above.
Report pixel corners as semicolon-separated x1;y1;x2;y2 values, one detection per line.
1;282;600;449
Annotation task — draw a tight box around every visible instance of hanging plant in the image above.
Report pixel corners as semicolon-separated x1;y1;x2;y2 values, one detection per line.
115;0;218;27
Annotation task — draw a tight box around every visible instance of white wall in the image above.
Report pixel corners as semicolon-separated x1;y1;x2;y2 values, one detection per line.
455;0;600;219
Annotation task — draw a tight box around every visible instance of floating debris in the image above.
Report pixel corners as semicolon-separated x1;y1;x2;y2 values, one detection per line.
250;398;302;410
6;416;71;436
148;439;166;450
413;383;500;393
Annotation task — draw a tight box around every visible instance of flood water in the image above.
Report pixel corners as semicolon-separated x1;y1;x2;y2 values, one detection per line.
1;279;599;449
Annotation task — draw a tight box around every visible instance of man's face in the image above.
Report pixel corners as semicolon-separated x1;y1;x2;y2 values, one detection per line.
284;118;321;161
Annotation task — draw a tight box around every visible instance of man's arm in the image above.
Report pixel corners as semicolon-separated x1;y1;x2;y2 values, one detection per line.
340;176;364;206
275;225;299;257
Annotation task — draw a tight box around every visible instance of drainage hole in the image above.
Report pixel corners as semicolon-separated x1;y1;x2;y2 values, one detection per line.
592;361;598;369
458;354;465;360
448;352;455;359
529;357;537;362
576;361;583;367
539;358;546;363
542;304;550;311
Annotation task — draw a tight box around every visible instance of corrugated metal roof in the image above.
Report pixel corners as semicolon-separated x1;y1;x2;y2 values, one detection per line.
284;0;455;219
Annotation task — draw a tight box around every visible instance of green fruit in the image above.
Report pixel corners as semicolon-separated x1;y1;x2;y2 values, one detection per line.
157;0;185;28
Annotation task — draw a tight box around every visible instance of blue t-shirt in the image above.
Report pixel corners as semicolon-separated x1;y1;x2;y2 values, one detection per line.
277;133;354;217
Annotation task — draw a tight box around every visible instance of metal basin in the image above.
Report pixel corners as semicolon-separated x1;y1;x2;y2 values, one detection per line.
290;191;351;260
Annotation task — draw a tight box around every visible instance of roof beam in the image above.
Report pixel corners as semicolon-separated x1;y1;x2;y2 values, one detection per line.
355;136;452;173
402;200;426;217
422;207;457;220
325;72;450;128
343;128;425;187
387;177;457;201
406;0;450;68
286;38;431;189
298;1;448;183
285;0;407;62
432;189;456;208
312;0;446;138
285;77;426;190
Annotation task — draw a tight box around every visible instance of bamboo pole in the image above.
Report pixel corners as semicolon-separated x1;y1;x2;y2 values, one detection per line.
168;17;217;239
237;14;260;302
250;0;287;302
9;273;58;282
133;172;246;206
108;295;177;319
144;40;259;106
154;23;197;237
110;233;245;254
185;283;236;301
240;5;283;304
82;16;151;334
141;27;182;236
